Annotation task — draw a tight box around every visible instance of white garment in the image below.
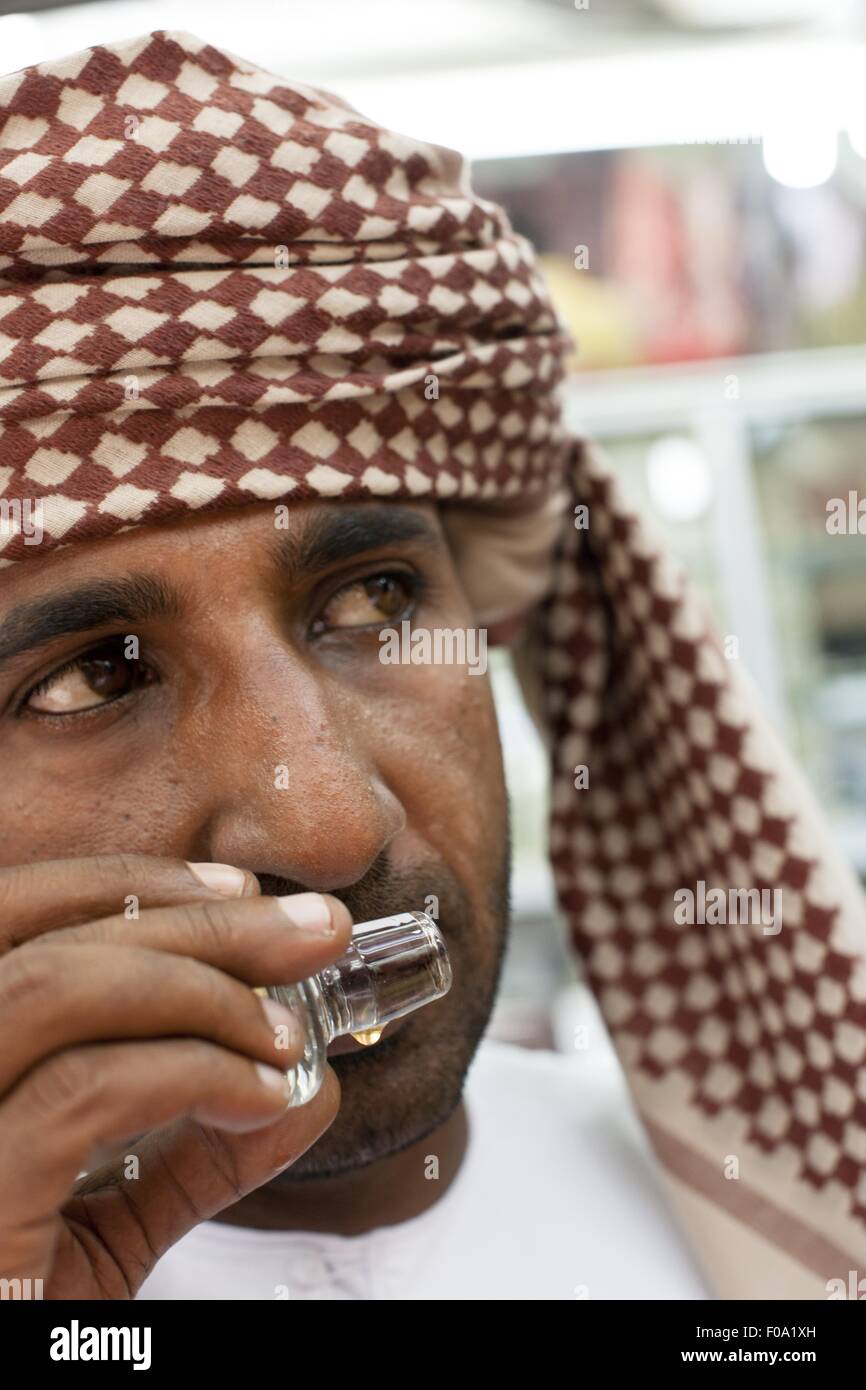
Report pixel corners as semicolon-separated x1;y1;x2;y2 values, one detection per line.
136;1038;711;1301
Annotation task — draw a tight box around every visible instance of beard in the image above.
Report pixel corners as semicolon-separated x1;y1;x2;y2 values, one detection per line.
255;821;511;1182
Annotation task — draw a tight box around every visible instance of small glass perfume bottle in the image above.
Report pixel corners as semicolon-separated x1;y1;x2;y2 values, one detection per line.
265;911;451;1106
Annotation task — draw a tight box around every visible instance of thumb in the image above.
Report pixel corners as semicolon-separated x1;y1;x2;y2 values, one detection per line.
51;1067;340;1298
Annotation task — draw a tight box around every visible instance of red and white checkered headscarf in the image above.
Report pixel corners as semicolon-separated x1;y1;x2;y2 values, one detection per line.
2;30;865;1298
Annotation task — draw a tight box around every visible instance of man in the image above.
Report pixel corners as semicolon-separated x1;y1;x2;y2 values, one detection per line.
0;31;863;1301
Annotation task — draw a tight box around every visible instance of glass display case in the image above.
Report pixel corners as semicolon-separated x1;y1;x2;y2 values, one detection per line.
751;413;866;870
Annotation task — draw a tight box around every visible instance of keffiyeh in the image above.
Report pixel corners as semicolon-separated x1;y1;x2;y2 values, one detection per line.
1;30;864;1298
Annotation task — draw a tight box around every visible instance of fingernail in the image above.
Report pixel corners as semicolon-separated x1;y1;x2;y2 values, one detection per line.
187;862;249;897
277;892;334;934
255;1062;292;1099
261;997;301;1054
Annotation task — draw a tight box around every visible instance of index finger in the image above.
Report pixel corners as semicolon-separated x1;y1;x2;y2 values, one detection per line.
0;855;259;952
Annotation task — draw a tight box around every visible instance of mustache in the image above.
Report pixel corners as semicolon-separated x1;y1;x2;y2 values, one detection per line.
256;854;469;941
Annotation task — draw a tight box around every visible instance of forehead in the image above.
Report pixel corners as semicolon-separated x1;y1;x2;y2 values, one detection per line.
0;497;445;609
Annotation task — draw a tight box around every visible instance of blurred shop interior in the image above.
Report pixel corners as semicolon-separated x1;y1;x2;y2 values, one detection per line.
2;0;866;1062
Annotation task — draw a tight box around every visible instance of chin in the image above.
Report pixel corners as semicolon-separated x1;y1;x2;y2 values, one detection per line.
272;1015;470;1182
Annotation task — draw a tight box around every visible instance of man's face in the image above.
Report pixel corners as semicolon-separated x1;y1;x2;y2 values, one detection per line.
0;498;510;1178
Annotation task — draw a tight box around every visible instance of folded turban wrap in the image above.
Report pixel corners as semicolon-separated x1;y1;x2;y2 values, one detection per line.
2;30;865;1298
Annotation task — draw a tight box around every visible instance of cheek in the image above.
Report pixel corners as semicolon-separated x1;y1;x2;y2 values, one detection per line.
370;665;507;879
0;745;196;866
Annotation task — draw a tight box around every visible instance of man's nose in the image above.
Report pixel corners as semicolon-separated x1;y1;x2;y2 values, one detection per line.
193;661;406;891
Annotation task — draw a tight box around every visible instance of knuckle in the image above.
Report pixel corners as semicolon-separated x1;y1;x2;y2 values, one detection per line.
88;852;149;895
196;1115;245;1201
92;852;202;895
0;863;36;928
26;1049;97;1122
29;921;88;948
183;1039;228;1094
185;897;238;952
0;948;52;1013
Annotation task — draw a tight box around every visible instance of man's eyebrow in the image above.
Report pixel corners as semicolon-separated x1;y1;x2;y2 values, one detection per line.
270;506;442;582
0;575;180;670
0;510;439;670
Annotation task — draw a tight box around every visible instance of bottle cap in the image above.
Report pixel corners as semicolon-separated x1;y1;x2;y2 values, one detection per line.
322;910;452;1037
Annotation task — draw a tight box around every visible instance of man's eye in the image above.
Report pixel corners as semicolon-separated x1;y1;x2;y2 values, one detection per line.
23;640;153;715
316;572;418;632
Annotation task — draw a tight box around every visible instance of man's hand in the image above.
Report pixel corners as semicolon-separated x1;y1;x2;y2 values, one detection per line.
0;855;352;1299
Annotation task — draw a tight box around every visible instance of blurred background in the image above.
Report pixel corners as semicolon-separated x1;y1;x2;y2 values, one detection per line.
3;0;865;1066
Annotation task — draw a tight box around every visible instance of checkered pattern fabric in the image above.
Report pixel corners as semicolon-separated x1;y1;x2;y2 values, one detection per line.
1;30;864;1298
0;29;568;566
541;452;866;1294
